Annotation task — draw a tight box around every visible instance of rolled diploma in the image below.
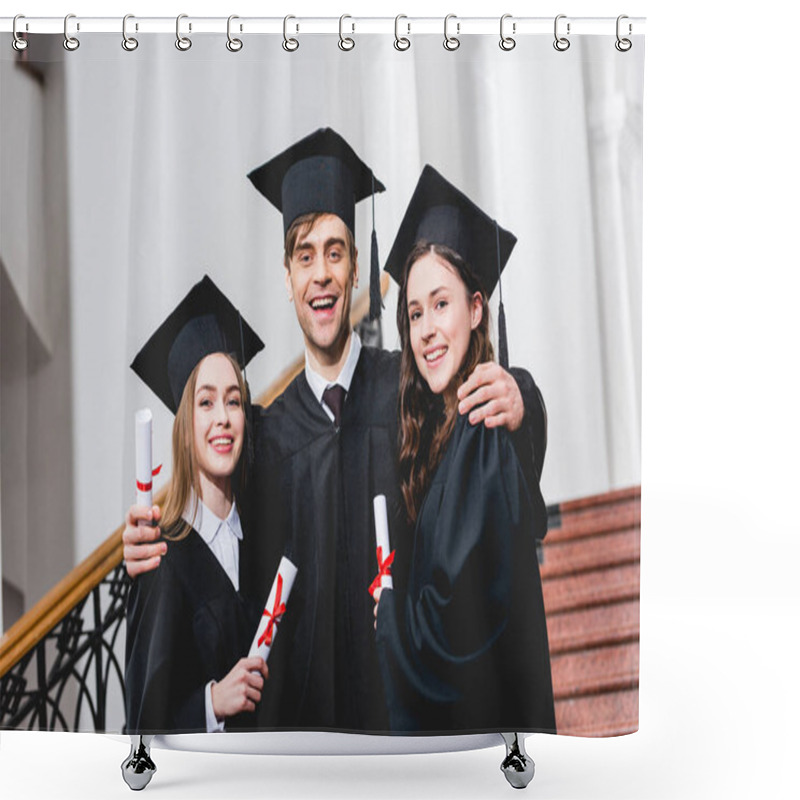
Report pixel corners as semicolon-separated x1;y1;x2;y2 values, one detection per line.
373;494;394;590
248;556;298;662
135;409;154;508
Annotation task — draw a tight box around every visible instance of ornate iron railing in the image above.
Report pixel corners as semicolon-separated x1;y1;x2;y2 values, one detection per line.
0;565;129;730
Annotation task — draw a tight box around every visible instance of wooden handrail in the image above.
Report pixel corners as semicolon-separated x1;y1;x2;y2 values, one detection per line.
0;275;389;678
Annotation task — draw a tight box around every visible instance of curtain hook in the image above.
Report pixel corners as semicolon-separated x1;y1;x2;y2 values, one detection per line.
226;15;243;52
176;14;192;51
283;15;299;52
615;14;632;51
339;14;355;51
122;14;139;51
12;14;28;52
394;14;410;51
443;14;460;51
499;14;516;51
63;13;80;51
553;14;570;52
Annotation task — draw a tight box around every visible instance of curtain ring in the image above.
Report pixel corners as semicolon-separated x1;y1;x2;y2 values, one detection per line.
499;14;515;51
339;14;355;51
394;15;410;51
553;14;570;51
175;14;192;51
12;15;28;52
615;14;632;52
283;15;299;52
226;15;243;52
122;14;139;51
443;14;460;51
63;14;80;51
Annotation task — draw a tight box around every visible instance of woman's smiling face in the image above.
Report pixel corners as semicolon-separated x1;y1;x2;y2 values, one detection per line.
406;251;483;395
192;353;245;492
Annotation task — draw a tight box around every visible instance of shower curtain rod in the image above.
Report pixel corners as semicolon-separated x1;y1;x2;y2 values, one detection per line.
1;15;645;36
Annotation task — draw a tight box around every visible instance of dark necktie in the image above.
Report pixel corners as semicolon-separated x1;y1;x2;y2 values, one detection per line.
322;384;347;427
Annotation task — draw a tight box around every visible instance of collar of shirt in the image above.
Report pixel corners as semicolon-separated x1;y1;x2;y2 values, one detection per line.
183;494;243;547
304;330;362;419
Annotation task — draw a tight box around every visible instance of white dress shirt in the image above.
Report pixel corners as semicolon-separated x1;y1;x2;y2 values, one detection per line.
182;496;243;733
304;331;362;422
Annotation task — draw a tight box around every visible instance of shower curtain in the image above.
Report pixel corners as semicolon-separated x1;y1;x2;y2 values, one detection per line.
1;21;644;740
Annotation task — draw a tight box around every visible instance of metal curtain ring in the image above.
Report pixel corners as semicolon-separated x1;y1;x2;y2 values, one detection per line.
443;14;460;51
122;14;138;51
283;15;299;52
394;15;410;51
63;14;80;51
226;15;243;52
615;14;632;51
12;14;28;52
176;14;192;51
499;14;515;51
553;14;570;52
339;14;355;51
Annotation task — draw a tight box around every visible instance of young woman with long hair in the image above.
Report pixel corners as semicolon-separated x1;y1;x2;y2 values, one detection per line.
374;167;556;734
125;276;269;734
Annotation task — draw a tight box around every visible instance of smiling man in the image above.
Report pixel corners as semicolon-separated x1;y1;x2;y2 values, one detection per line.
124;128;545;732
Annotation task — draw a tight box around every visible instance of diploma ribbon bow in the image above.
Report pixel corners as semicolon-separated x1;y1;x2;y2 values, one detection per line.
258;574;286;648
135;464;162;493
368;547;395;596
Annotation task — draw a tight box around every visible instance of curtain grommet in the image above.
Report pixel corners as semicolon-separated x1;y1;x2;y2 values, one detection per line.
443;14;460;51
175;14;192;51
500;14;516;51
63;14;80;51
553;14;571;52
394;15;411;51
338;14;355;51
283;15;299;52
12;14;29;52
226;15;243;52
122;14;139;51
615;15;632;52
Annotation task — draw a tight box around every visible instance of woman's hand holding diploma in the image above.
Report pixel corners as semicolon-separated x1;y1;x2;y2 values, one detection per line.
210;657;269;720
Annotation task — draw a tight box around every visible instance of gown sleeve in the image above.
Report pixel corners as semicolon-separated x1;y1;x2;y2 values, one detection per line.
508;366;549;540
376;422;532;710
125;562;206;733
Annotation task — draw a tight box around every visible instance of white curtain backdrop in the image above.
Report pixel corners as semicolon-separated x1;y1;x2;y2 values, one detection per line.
2;31;643;576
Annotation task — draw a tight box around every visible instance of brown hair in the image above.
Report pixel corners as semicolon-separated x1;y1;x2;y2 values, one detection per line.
283;211;357;270
160;352;249;541
397;242;494;523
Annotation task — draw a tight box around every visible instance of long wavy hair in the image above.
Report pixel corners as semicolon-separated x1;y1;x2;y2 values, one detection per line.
397;242;494;523
160;353;249;541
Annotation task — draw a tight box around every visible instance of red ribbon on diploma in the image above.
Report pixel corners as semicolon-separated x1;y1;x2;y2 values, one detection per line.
258;574;286;648
368;547;395;596
136;464;162;493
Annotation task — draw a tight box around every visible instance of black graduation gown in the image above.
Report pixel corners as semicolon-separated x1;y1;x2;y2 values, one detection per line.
239;345;549;733
241;347;404;732
375;415;556;734
124;526;261;734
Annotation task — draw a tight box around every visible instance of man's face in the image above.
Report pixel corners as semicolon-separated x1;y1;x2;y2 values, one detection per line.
285;213;358;367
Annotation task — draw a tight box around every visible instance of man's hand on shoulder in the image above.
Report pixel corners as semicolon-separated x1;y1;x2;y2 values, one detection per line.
457;362;524;432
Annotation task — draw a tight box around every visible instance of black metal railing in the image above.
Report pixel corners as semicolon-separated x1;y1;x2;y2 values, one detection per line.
0;565;129;731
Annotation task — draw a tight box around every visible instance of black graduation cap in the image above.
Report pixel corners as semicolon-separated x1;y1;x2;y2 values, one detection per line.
130;275;265;414
384;165;517;366
247;127;386;319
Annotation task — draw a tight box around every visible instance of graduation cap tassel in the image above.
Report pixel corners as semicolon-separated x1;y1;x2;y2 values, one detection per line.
238;311;256;470
369;170;382;321
495;220;509;369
